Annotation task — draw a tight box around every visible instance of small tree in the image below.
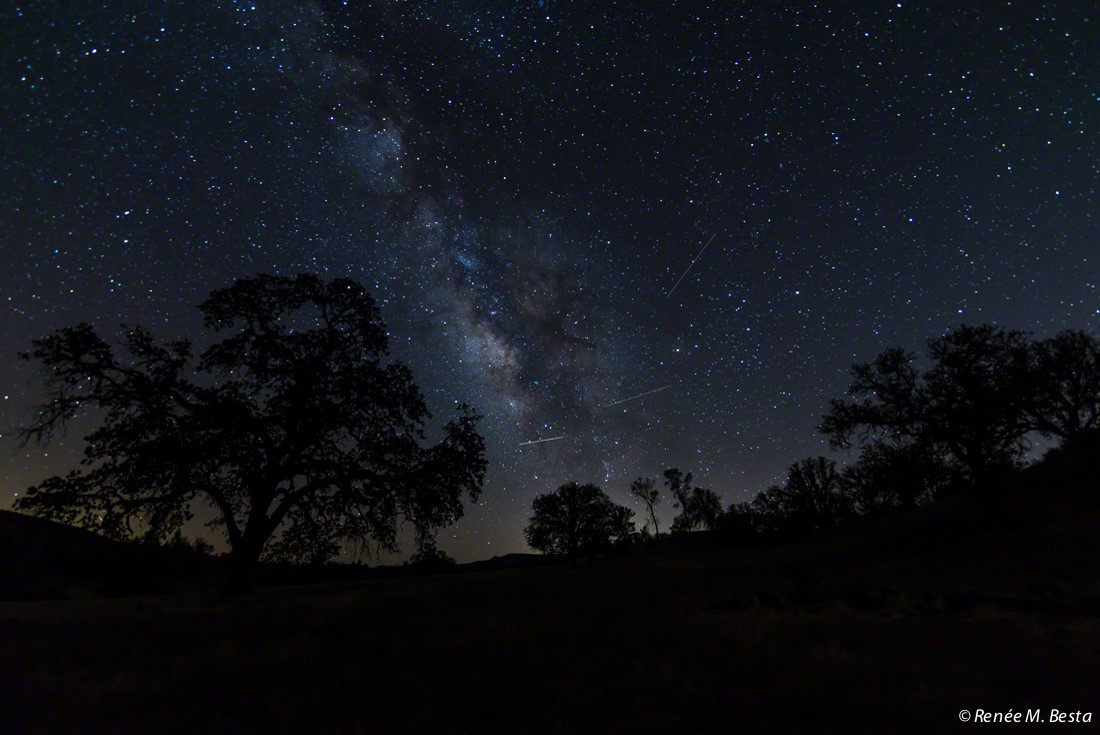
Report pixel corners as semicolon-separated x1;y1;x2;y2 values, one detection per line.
524;482;635;559
751;458;850;538
677;487;722;531
607;504;638;547
664;468;693;532
782;457;851;532
629;476;661;538
407;537;457;570
16;274;487;592
750;485;789;538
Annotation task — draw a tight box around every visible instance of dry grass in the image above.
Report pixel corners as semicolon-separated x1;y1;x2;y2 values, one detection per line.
2;543;1098;734
3;463;1098;733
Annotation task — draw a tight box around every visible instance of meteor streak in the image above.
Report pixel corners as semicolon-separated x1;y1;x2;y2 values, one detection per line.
519;435;566;447
666;232;718;298
601;384;672;409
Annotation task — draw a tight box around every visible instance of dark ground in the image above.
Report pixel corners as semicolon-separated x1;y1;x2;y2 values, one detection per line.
1;460;1098;734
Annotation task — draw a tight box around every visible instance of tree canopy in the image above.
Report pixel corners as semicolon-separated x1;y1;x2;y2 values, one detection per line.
524;482;635;558
16;273;487;590
628;476;662;537
664;468;722;532
721;325;1100;545
821;325;1100;494
750;457;851;537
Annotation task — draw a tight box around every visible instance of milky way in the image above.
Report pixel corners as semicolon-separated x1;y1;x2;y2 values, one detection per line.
1;1;1096;560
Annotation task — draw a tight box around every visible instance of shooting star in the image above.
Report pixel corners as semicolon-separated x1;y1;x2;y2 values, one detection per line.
601;384;672;409
519;435;566;447
666;232;718;298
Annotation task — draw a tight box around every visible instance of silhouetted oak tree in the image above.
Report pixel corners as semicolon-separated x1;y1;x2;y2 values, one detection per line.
822;325;1031;491
16;274;486;591
781;457;851;531
751;457;850;537
924;324;1032;483
1020;330;1100;441
524;482;635;559
840;440;944;514
728;326;1100;541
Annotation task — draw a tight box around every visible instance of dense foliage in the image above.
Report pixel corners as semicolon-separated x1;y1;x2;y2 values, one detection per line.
524;482;635;558
664;469;722;532
721;325;1100;544
539;325;1098;553
16;274;487;590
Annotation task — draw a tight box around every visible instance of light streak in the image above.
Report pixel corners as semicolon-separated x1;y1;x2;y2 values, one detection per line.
601;384;672;408
519;435;566;447
666;232;718;298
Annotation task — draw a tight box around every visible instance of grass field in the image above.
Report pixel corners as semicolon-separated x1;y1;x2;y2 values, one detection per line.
2;466;1098;734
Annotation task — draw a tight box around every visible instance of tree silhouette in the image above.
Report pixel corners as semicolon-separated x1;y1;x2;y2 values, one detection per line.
607;503;637;546
686;487;723;531
524;482;635;559
749;484;789;537
751;458;850;537
822;324;1032;493
923;324;1031;486
665;468;722;532
820;346;929;454
15;274;487;592
407;537;458;571
629;476;661;538
783;457;851;531
840;440;943;514
663;468;692;532
1020;330;1100;442
737;325;1100;542
717;501;758;544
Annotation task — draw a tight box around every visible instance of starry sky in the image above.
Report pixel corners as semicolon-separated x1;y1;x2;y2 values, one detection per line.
1;1;1097;562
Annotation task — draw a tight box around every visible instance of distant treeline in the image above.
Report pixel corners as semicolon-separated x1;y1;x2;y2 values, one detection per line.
13;274;1098;583
527;325;1100;557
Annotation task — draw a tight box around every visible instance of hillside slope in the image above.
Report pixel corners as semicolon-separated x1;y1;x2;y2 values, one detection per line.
1;450;1097;734
650;444;1100;612
0;510;214;598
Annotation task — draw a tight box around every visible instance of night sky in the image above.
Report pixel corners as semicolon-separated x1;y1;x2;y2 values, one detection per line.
1;1;1096;562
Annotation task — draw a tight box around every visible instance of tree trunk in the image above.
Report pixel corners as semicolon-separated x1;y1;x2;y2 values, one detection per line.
224;543;262;594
